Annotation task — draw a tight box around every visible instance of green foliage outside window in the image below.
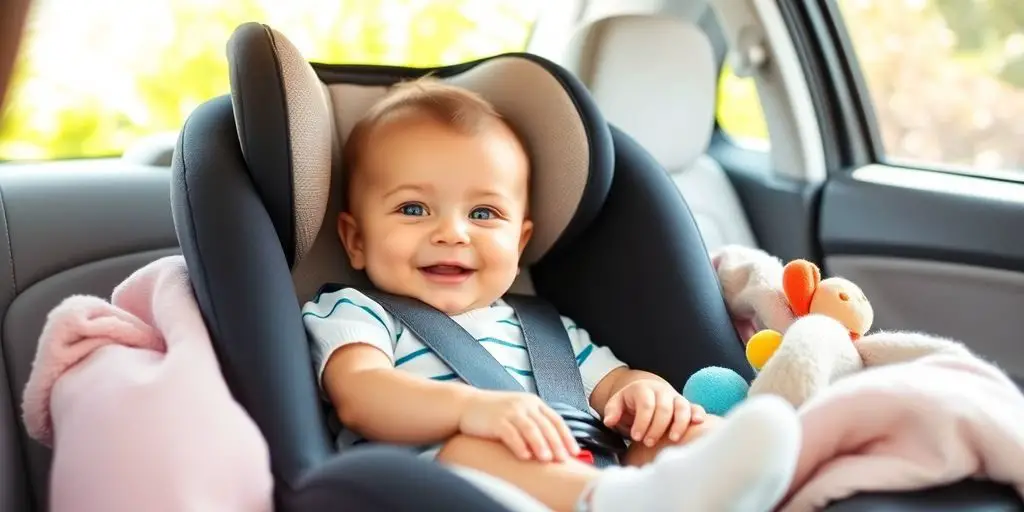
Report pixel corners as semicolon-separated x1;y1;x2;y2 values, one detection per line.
0;0;539;161
6;0;1024;173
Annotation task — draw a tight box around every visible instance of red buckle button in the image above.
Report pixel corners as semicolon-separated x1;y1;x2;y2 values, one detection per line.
575;449;595;465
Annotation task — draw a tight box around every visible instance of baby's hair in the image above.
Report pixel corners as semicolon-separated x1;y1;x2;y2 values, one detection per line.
343;77;506;184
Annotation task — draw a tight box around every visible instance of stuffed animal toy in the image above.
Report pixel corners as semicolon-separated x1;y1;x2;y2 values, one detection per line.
746;259;874;371
683;256;875;413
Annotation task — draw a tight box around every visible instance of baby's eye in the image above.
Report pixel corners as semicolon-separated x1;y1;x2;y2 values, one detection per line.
399;203;427;216
469;207;497;220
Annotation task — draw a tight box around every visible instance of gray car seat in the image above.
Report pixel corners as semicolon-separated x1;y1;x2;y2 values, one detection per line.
169;22;1022;512
563;13;758;251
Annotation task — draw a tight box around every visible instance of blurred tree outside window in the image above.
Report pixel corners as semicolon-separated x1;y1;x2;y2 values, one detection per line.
717;0;1024;176
840;0;1024;175
0;0;541;161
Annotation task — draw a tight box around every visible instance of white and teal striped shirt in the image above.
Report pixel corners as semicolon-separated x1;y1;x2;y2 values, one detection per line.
302;287;626;449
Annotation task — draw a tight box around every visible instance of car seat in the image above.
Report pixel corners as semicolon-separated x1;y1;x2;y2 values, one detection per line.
169;22;1023;511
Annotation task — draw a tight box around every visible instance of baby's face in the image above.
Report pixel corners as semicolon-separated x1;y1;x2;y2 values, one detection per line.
339;113;533;315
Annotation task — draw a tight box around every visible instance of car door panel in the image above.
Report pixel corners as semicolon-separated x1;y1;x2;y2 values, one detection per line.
0;163;177;290
820;166;1024;383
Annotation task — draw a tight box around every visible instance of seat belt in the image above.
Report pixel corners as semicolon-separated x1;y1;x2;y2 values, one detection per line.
360;290;525;393
330;285;624;467
501;294;591;414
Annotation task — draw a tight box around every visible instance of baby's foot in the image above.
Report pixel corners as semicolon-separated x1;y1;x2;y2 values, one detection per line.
588;395;801;512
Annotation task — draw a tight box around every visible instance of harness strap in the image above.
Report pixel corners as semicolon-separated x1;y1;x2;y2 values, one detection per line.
501;294;591;414
363;289;525;393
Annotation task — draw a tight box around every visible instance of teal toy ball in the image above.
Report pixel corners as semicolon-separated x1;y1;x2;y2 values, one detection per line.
682;366;749;416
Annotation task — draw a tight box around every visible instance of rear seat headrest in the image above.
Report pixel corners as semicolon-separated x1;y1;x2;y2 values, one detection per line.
563;14;716;172
224;22;613;272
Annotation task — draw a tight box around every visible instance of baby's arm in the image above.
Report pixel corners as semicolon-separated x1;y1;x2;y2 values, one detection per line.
325;346;578;462
565;317;705;446
558;317;676;414
322;344;479;444
305;288;477;445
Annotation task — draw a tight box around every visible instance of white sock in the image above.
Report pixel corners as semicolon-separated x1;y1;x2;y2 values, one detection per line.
584;394;801;512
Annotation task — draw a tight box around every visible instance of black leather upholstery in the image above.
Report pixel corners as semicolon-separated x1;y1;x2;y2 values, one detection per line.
170;44;1024;511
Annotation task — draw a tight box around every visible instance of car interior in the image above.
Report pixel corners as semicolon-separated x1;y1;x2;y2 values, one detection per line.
2;0;1024;510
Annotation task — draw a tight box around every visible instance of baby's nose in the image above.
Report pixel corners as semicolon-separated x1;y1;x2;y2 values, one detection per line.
432;217;470;245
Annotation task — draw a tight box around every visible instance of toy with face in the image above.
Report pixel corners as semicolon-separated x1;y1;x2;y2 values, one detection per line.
746;259;873;370
783;260;873;340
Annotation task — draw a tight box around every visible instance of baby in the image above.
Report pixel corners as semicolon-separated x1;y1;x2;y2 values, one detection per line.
303;78;800;512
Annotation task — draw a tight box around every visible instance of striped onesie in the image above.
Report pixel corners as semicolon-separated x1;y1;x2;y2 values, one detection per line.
303;286;627;454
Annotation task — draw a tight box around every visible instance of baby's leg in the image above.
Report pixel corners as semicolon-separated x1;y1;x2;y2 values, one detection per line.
438;395;801;512
436;434;597;512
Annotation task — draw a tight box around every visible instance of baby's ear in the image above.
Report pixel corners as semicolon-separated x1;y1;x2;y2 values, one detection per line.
518;219;534;256
782;259;821;316
337;212;365;269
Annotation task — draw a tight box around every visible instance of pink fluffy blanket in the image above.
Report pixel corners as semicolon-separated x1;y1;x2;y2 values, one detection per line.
783;348;1024;510
713;245;1024;510
21;255;272;512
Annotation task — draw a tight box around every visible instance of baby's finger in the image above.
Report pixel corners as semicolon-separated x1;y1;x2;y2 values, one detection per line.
499;421;532;460
542;405;580;456
668;396;693;442
630;386;657;442
530;408;569;461
643;392;675;446
512;413;553;462
603;393;624;427
690;404;707;424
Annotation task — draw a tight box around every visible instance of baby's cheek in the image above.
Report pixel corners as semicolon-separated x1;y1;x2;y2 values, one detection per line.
379;231;417;258
490;233;526;265
362;236;412;282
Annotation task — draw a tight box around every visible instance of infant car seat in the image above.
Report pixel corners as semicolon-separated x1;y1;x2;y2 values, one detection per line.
170;23;1022;511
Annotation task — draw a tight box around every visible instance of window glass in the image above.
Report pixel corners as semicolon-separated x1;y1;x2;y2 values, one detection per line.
0;0;542;161
716;62;770;148
838;0;1024;174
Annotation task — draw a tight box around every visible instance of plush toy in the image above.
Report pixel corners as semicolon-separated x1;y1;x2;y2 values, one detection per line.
683;257;875;413
746;259;873;370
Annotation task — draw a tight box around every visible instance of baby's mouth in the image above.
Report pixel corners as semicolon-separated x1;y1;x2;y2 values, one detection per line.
420;264;475;276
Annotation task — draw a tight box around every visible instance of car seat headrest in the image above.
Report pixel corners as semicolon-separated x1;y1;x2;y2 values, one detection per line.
225;23;612;299
563;14;716;173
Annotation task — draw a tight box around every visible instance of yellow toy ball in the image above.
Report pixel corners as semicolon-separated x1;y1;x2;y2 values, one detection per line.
746;329;783;370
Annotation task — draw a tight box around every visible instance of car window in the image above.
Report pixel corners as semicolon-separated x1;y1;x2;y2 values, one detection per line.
838;0;1024;176
0;0;542;162
716;63;769;149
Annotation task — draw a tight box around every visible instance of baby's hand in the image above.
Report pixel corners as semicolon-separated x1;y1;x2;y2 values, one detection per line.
603;379;705;447
459;390;580;462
